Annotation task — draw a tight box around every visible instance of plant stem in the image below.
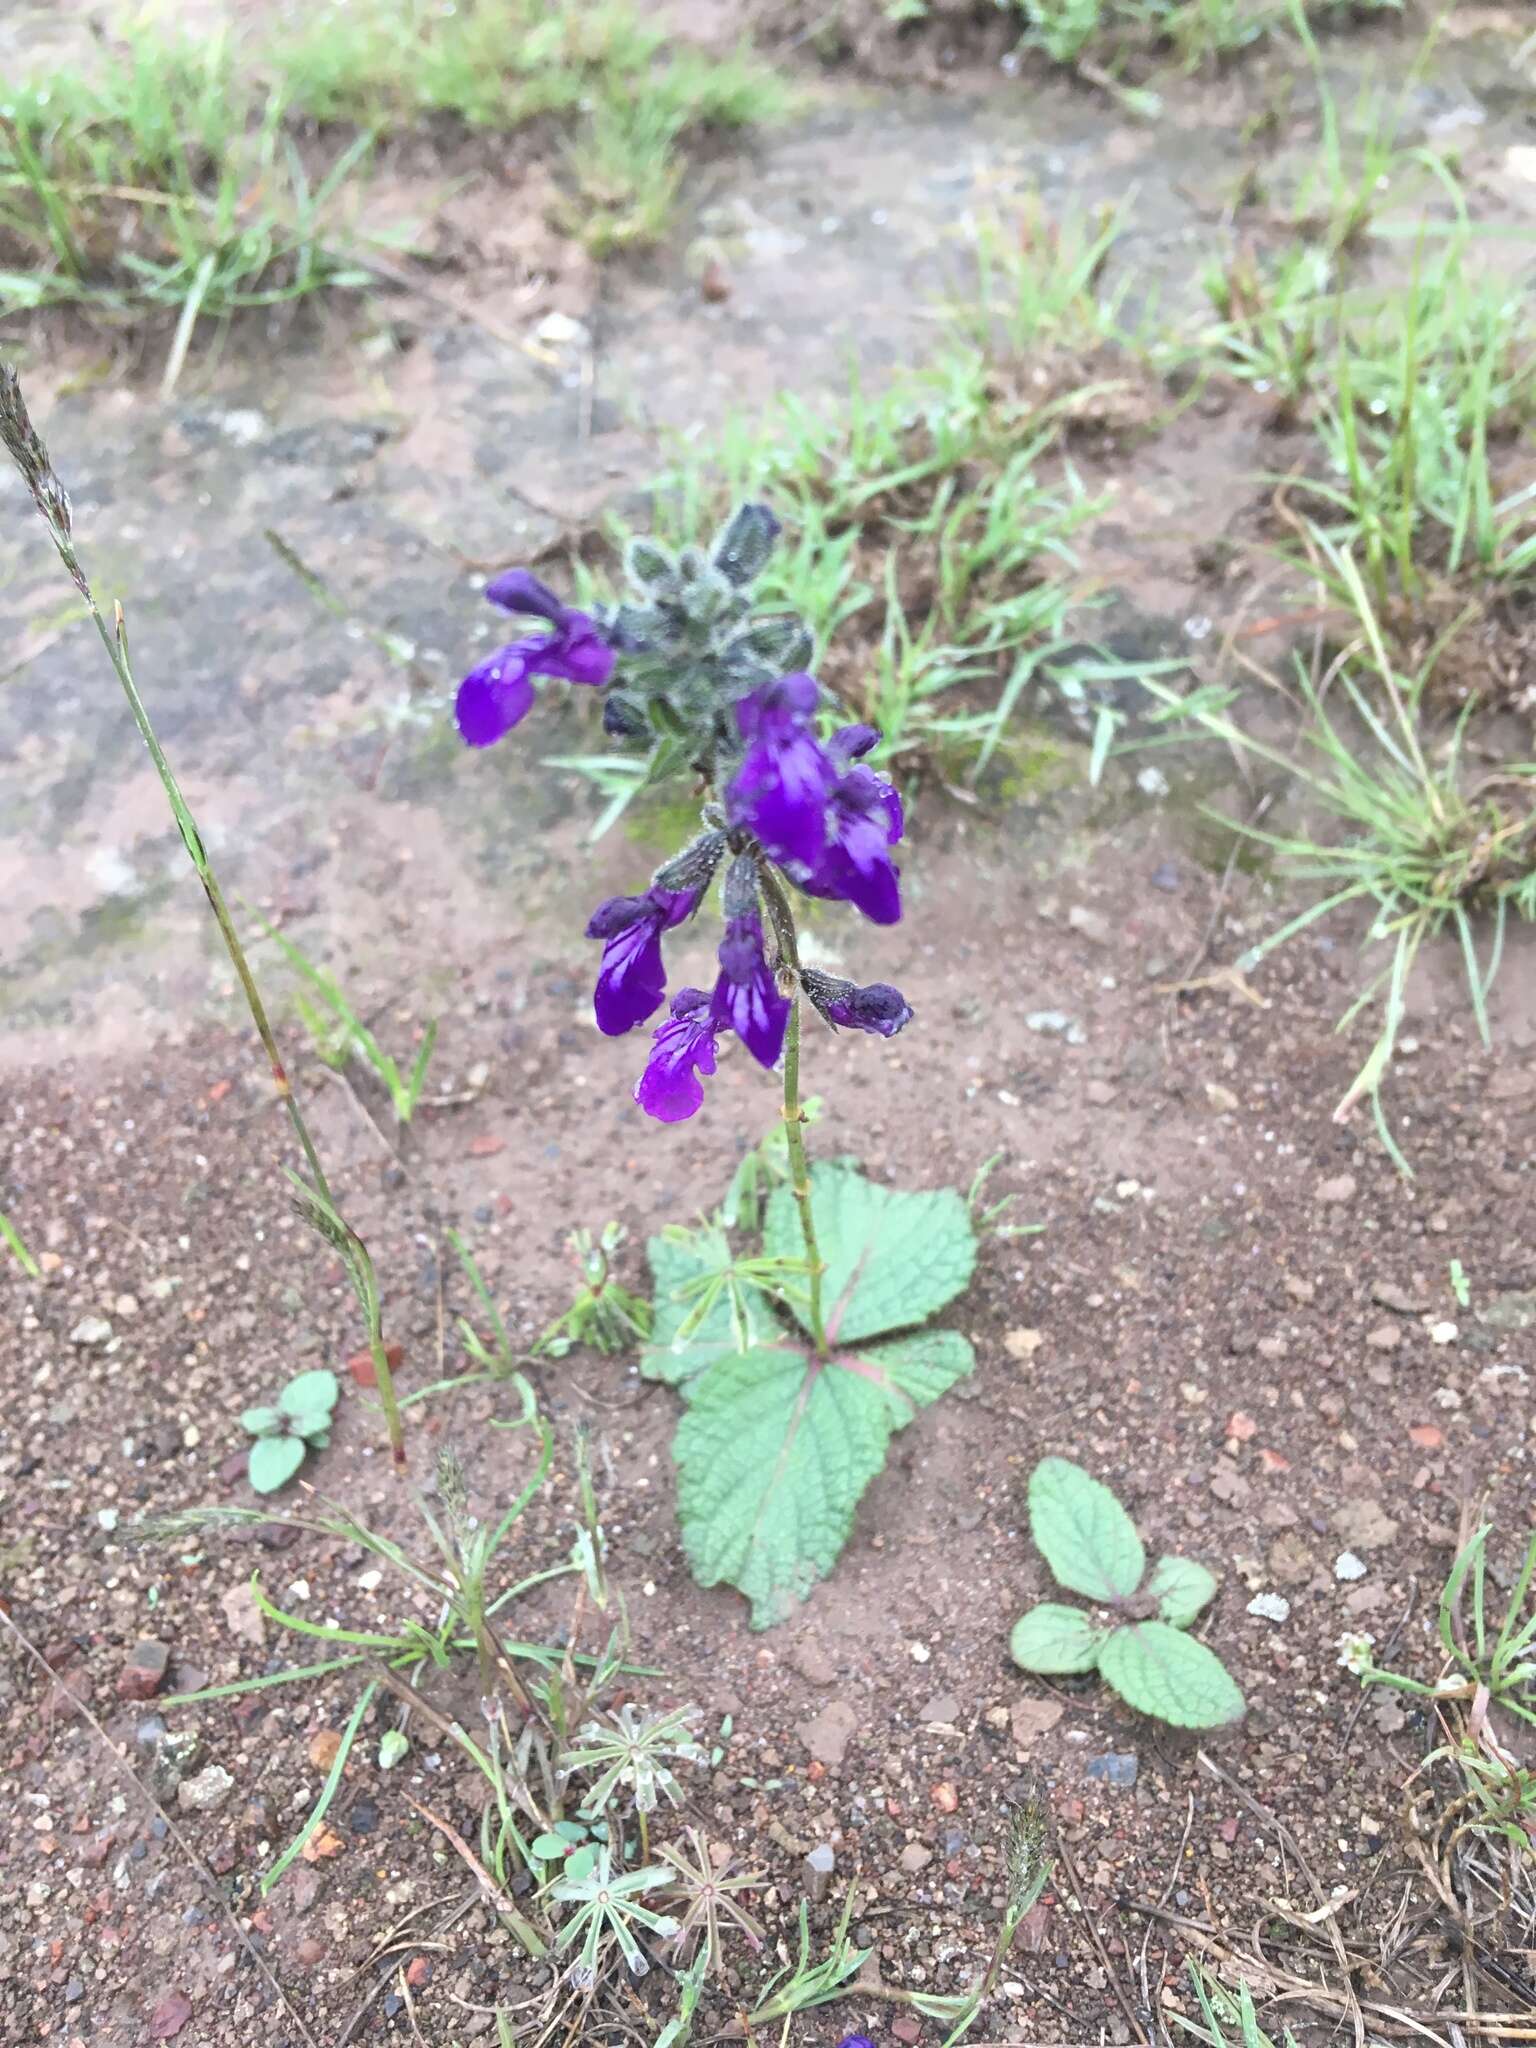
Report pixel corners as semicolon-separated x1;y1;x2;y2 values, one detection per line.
757;866;830;1359
0;365;407;1470
782;997;830;1359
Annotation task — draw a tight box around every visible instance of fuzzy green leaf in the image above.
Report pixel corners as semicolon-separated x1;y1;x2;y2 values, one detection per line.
1009;1602;1107;1674
564;1843;599;1882
240;1405;282;1438
286;1409;333;1443
279;1368;339;1419
764;1164;976;1345
641;1227;781;1390
1099;1622;1246;1729
1027;1456;1145;1603
248;1434;307;1494
1146;1555;1218;1628
676;1329;974;1628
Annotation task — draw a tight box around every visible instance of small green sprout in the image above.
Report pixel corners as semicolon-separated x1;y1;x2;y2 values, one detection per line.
1010;1457;1244;1728
240;1368;340;1493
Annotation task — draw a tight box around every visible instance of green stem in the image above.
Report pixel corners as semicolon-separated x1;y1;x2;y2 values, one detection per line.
782;997;829;1359
758;866;829;1359
0;368;407;1471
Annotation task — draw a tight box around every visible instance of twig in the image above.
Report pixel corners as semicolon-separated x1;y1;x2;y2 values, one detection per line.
0;1608;321;2048
1058;1834;1150;2045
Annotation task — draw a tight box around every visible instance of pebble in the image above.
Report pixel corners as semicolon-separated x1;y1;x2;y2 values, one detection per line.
177;1765;236;1813
70;1315;114;1347
803;1843;835;1903
118;1639;171;1701
899;1842;933;1873
1315;1174;1357;1205
1365;1324;1401;1351
789;1640;836;1686
1085;1753;1138;1787
1068;905;1112;946
1026;1010;1086;1045
1335;1552;1368;1582
796;1700;858;1767
1246;1593;1290;1623
919;1692;962;1725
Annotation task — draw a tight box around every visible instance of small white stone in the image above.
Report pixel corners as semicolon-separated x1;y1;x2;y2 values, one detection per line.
1335;1551;1368;1582
909;1641;931;1664
1246;1593;1290;1623
1430;1321;1458;1345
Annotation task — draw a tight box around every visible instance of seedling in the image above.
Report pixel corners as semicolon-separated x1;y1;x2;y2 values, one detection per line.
0;1206;38;1277
254;913;438;1126
1010;1456;1244;1727
538;1223;653;1357
655;1824;765;1977
550;1848;678;1989
241;1368;340;1492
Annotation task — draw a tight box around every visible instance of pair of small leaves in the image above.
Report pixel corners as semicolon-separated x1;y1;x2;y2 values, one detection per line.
1011;1458;1244;1730
242;1369;340;1495
531;1821;601;1884
645;1165;978;1629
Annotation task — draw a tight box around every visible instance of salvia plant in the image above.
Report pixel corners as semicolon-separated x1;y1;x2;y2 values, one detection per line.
456;507;981;1626
1010;1457;1245;1729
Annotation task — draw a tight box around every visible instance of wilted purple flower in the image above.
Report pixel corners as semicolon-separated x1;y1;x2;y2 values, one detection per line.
634;988;720;1123
801;725;904;925
712;911;790;1070
726;671;835;873
586;887;700;1037
456;569;614;748
801;967;912;1038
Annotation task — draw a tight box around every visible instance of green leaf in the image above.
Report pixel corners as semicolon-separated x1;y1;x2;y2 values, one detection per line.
764;1165;976;1344
675;1329;974;1628
641;1226;781;1389
1099;1622;1246;1729
279;1368;339;1418
378;1729;409;1769
1146;1555;1218;1628
564;1843;599;1882
553;1819;589;1843
1027;1456;1145;1603
249;1434;306;1494
240;1405;282;1437
531;1832;570;1860
286;1409;333;1442
1009;1602;1108;1674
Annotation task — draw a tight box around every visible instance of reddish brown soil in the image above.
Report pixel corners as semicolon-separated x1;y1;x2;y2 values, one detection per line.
4;793;1535;2046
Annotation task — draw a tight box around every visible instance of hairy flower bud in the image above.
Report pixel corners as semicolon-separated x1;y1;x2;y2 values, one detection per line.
801;968;912;1038
653;831;727;895
711;501;782;587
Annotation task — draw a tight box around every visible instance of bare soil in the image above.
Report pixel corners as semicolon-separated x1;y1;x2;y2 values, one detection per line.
4;7;1536;2047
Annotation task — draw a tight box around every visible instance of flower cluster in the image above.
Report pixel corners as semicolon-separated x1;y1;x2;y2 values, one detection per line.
454;507;912;1122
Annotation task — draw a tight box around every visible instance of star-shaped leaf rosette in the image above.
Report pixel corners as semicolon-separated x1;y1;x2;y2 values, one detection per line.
454;504;979;1628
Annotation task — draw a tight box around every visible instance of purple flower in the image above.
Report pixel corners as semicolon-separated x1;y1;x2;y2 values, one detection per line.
456;569;614;748
634;988;720;1123
712;912;790;1069
726;672;835;874
586;887;700;1037
836;2038;877;2048
801;726;904;925
801;968;912;1038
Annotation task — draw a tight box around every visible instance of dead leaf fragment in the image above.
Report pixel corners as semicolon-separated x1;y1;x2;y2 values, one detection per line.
301;1824;345;1863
